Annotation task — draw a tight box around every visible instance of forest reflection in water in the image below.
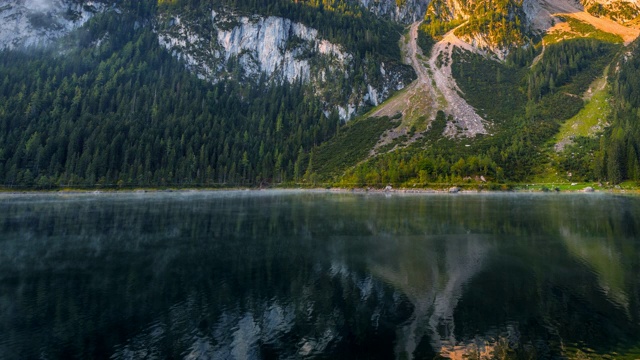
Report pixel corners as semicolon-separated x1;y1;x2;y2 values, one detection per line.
0;191;639;359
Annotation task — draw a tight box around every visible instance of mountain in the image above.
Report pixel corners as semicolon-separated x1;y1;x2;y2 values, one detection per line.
356;0;430;23
0;0;639;188
155;4;413;119
582;0;640;25
0;0;108;49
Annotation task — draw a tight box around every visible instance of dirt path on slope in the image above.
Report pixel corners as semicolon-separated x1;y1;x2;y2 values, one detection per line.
370;22;436;119
428;26;487;137
408;21;432;86
368;22;439;153
531;45;545;67
370;22;486;148
541;0;640;45
369;0;638;147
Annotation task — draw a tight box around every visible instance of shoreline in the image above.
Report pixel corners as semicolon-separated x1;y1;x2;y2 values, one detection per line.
0;184;638;196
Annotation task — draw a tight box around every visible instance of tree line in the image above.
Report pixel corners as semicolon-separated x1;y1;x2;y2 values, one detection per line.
0;0;413;188
0;8;339;187
324;38;626;186
595;39;640;183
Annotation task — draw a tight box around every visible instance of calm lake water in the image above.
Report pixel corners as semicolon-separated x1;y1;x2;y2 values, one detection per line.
1;191;639;359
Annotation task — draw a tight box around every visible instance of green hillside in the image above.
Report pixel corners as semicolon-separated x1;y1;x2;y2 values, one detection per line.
313;38;627;187
0;0;404;188
0;0;639;189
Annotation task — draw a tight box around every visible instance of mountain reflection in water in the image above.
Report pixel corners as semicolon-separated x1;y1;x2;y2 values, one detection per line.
0;191;639;359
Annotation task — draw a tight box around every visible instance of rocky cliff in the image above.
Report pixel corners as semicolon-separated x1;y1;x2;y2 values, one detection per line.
581;0;640;24
0;0;108;49
156;7;413;120
356;0;430;23
158;10;351;84
426;0;528;59
426;0;473;22
0;0;414;120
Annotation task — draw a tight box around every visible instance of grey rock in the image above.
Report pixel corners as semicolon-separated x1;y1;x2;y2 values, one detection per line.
0;0;108;50
357;0;429;23
156;9;411;120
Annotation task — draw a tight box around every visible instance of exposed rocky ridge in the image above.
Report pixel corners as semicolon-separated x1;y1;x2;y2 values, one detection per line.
1;0;637;122
156;8;413;120
358;0;549;33
426;0;472;22
424;0;639;58
526;0;640;44
371;22;487;141
356;0;429;23
0;0;414;120
581;0;640;24
523;0;556;30
0;0;108;49
426;0;528;59
158;10;351;85
523;0;640;37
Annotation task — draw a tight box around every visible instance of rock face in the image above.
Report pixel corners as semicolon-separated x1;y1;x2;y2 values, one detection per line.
216;16;345;83
581;0;640;24
423;0;640;58
157;8;413;120
523;0;556;31
356;0;430;23
427;0;474;22
426;0;528;59
0;0;107;49
358;0;623;33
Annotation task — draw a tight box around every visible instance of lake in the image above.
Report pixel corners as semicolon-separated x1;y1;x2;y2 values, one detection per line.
0;191;639;359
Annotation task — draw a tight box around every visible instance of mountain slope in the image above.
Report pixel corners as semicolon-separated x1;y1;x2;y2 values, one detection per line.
155;5;414;120
532;0;640;44
0;0;109;49
0;0;639;188
0;2;343;187
370;21;486;141
582;0;640;25
357;0;429;23
313;0;638;186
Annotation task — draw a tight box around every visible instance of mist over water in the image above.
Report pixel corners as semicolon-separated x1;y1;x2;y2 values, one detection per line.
0;191;639;359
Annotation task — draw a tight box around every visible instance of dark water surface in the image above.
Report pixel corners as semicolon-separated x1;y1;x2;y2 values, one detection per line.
1;191;640;359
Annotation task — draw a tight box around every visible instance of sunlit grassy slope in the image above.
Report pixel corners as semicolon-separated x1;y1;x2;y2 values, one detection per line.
554;80;611;148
